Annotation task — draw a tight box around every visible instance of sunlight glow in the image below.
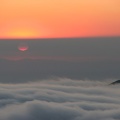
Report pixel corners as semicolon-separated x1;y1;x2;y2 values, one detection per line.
6;29;39;39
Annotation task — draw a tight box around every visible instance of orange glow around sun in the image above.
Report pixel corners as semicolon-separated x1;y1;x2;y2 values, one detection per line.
5;28;38;38
0;0;120;39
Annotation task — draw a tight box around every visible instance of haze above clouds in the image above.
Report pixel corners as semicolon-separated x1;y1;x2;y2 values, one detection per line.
0;37;120;82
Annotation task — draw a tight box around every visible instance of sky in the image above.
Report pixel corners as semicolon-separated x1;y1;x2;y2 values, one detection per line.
0;0;119;81
0;0;120;38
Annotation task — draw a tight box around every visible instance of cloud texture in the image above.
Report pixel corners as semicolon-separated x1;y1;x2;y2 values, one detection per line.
0;78;120;120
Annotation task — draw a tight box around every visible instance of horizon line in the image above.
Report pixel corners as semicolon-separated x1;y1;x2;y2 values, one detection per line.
0;36;120;40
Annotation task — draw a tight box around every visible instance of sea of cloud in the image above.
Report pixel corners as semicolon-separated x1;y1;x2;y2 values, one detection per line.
0;78;120;120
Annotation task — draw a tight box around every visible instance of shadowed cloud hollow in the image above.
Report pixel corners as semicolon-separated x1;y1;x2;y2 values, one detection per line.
0;78;120;120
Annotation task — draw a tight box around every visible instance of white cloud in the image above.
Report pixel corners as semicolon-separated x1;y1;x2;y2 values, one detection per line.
0;78;119;120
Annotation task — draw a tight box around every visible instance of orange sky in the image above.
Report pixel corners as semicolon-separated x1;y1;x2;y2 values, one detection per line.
0;0;120;39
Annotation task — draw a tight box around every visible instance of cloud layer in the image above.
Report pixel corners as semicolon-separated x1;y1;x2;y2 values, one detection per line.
0;78;120;120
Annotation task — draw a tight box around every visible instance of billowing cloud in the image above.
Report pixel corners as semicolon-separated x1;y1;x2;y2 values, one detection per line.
0;78;120;120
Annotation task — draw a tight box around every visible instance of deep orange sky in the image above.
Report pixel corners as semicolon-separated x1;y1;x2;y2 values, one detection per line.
0;0;120;38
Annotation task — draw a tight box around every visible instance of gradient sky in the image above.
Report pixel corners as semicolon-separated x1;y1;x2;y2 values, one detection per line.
0;0;120;38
